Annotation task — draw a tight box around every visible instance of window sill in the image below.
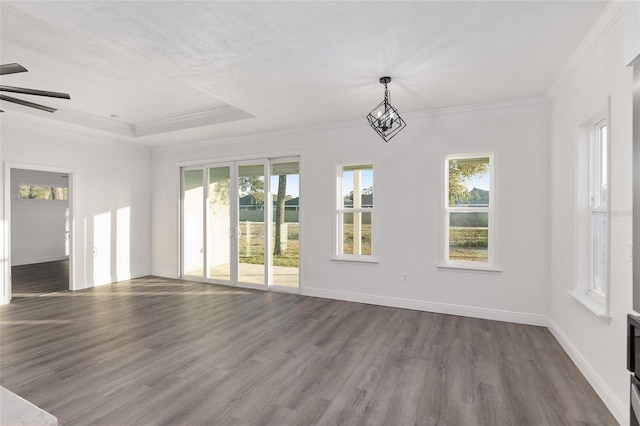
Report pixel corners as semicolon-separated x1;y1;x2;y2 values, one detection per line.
437;264;502;274
568;290;611;324
331;256;380;265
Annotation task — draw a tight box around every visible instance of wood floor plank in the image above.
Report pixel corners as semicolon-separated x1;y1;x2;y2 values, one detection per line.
0;274;617;425
11;260;69;299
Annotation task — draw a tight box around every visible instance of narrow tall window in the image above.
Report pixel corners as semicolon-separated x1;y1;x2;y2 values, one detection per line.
573;108;611;320
445;154;493;266
590;119;608;299
337;164;373;257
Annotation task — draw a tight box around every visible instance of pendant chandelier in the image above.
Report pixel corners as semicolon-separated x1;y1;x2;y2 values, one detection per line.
366;76;406;142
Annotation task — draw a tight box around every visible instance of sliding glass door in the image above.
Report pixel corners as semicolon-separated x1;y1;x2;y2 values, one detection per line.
207;165;232;283
237;162;267;287
270;161;300;289
182;169;204;277
181;158;299;291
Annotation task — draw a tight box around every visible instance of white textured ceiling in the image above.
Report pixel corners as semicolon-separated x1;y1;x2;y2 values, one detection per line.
0;1;608;146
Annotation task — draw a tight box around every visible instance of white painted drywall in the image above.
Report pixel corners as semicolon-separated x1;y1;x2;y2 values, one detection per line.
625;1;640;66
548;12;631;425
10;169;69;266
151;98;551;325
1;113;152;292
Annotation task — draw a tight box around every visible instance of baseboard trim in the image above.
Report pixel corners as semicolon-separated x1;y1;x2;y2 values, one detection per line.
300;287;547;326
11;255;68;266
110;270;150;282
90;270;151;288
547;318;626;425
151;269;180;279
122;270;150;281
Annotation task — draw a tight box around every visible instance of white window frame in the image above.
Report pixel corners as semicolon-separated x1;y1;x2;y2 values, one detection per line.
570;99;611;322
588;118;609;304
442;152;496;271
333;163;377;263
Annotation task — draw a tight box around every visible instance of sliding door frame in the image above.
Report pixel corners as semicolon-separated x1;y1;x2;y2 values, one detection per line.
179;153;301;292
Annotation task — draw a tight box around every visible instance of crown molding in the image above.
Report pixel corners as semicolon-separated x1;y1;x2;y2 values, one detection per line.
402;96;548;120
546;1;624;99
1;101;254;140
0;104;136;137
154;96;548;151
133;105;254;137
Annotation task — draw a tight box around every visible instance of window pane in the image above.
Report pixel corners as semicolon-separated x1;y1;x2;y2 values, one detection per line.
592;211;607;294
596;125;608;207
272;161;299;175
360;212;372;255
183;169;203;277
342;212;372;255
343;170;354;208
343;165;373;208
207;166;231;282
19;185;68;200
448;212;488;262
448;157;490;207
270;161;299;288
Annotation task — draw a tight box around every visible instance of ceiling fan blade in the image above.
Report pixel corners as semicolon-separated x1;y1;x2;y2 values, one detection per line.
0;63;28;76
0;85;70;99
0;94;57;113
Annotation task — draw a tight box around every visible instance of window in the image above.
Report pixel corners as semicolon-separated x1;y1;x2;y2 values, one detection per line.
444;154;493;267
336;164;373;258
572;111;611;321
589;119;608;300
19;185;68;200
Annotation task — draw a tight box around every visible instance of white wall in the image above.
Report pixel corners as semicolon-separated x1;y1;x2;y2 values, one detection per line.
10;169;69;266
151;98;551;325
548;8;631;424
1;113;152;298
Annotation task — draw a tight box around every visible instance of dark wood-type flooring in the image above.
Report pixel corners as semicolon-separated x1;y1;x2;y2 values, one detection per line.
11;260;69;300
0;275;617;425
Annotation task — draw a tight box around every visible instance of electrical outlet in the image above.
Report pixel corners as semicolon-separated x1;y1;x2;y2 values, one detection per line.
402;273;409;283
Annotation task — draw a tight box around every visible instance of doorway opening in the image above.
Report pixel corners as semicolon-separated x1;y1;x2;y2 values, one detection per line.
4;165;74;303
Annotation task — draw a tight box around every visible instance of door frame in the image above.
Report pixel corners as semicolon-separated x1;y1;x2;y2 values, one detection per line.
3;162;76;304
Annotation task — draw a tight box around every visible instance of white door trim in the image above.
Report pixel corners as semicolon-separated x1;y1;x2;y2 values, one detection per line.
2;162;76;304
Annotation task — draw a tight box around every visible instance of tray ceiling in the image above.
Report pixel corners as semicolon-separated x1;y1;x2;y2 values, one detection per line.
0;1;608;146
